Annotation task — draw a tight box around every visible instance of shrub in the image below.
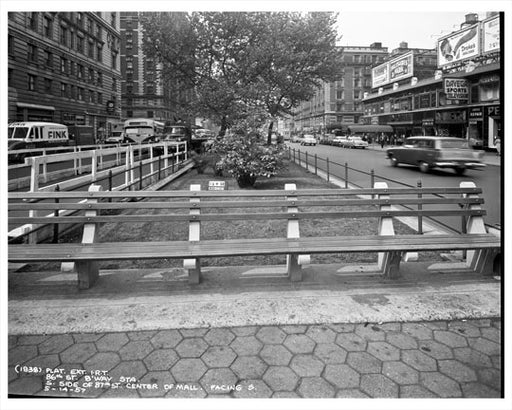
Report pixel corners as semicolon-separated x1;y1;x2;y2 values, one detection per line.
212;133;286;187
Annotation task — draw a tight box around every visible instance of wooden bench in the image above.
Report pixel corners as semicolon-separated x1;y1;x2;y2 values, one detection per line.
8;182;500;289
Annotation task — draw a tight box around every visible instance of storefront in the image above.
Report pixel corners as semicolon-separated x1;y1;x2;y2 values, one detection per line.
486;105;501;149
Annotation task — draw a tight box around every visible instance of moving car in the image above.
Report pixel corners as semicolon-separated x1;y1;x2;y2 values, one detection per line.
386;136;485;175
300;134;317;146
344;136;369;149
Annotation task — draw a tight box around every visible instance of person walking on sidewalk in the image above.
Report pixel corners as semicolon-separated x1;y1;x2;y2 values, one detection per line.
494;136;501;156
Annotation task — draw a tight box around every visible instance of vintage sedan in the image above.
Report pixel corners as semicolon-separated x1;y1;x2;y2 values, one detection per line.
386;136;485;175
300;134;318;146
344;136;369;149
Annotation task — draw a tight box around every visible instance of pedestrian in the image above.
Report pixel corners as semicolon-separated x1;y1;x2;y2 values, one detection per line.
494;136;501;156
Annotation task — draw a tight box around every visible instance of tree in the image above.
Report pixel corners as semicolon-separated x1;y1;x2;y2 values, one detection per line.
142;12;342;140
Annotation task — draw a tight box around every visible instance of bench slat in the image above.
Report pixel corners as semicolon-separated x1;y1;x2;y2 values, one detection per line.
9;234;499;262
9;208;487;225
8;186;483;200
10;196;484;211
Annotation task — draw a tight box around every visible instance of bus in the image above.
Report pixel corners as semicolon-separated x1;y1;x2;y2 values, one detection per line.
8;122;69;151
123;118;165;144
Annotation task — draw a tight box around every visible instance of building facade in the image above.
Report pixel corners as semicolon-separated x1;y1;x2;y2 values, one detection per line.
120;12;180;123
8;12;122;141
361;13;501;150
294;43;389;134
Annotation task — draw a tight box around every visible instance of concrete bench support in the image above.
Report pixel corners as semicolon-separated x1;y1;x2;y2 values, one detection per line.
76;184;102;289
376;182;401;279
462;181;499;275
184;184;202;284
285;183;310;281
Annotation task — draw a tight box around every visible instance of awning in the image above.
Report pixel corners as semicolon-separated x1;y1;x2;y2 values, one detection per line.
348;125;394;133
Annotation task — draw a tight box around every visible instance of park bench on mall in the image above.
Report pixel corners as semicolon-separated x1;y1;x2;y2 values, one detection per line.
8;182;500;289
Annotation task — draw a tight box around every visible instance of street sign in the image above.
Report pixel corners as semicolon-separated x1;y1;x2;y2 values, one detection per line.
208;181;226;191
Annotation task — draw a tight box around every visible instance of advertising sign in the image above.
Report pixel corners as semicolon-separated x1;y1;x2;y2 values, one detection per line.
389;52;414;82
482;16;500;53
437;25;480;67
372;63;389;88
444;78;469;100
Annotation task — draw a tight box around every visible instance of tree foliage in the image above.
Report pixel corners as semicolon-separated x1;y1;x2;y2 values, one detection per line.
142;12;342;139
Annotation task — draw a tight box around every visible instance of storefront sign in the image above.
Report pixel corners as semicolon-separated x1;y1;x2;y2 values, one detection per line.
468;108;483;119
389;52;413;83
487;106;500;118
422;119;434;127
437;25;480;68
444;78;469;100
482;16;500;54
435;110;466;123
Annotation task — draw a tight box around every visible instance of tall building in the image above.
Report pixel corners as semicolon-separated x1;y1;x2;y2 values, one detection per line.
120;12;175;122
293;43;388;134
7;12;122;141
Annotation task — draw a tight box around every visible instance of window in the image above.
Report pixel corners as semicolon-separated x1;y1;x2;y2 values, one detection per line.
89;90;95;103
44;78;52;93
61;82;68;97
87;18;92;32
27;44;37;63
28;12;38;31
110;12;116;28
44;50;53;67
43;16;53;38
60;57;68;74
336;90;344;100
97;92;103;104
112;77;117;91
146;84;154;94
8;35;14;56
28;74;36;91
70;85;75;99
111;52;117;69
60;25;68;46
127;110;133;117
88;40;94;58
88;68;95;83
97;72;103;86
96;25;102;39
126;84;133;94
77;87;84;101
353;90;360;100
77;64;84;80
76;12;83;27
147;111;154;118
344;55;353;63
77;36;84;53
97;44;103;62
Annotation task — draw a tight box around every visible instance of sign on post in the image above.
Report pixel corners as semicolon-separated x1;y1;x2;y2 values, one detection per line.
208;181;226;191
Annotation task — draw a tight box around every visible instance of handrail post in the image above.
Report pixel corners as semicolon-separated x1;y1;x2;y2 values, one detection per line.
108;170;113;202
417;180;423;234
298;150;301;167
314;154;317;175
345;162;348;188
53;184;60;243
370;169;375;190
326;157;330;182
305;151;308;171
139;158;143;190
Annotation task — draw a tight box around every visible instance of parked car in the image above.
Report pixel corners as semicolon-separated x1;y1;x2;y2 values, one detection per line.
344;136;369;149
332;136;348;147
291;135;303;143
386;136;485;175
300;134;317;146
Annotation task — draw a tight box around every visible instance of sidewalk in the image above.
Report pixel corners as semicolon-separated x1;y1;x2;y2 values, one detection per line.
8;261;502;399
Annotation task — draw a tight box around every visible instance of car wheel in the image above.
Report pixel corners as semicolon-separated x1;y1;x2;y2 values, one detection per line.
419;162;430;173
389;156;398;167
455;167;466;176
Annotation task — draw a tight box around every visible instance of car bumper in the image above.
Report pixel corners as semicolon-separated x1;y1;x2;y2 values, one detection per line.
434;162;486;169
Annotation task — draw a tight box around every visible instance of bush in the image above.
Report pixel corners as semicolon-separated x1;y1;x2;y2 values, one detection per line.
212;133;286;187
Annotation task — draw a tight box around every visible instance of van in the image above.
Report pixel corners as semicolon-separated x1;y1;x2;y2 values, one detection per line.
8;122;69;151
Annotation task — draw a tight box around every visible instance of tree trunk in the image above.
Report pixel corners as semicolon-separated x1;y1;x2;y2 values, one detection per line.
267;120;274;145
218;116;228;137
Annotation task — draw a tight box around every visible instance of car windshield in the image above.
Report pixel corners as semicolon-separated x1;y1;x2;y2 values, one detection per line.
440;140;469;149
8;127;29;139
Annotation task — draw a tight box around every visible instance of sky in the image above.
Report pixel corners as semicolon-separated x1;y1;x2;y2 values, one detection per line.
336;12;490;50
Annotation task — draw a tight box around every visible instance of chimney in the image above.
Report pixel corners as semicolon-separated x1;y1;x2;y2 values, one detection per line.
399;41;408;49
461;13;479;28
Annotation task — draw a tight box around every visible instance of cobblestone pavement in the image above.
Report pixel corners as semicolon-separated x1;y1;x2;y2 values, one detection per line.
8;318;501;399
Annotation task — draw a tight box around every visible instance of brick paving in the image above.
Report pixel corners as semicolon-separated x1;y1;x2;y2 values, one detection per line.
8;318;501;398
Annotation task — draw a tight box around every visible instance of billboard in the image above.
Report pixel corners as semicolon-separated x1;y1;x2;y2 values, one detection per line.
372;64;389;88
443;78;469;100
437;24;480;67
372;52;413;88
389;52;414;83
482;16;500;54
